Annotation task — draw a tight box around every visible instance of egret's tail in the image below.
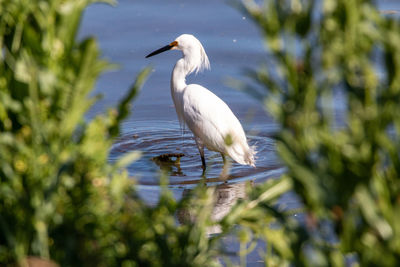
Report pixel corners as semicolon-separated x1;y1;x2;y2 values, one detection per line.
226;141;256;167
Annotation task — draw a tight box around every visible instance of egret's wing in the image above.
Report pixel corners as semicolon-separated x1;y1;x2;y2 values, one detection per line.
182;84;246;150
182;84;255;166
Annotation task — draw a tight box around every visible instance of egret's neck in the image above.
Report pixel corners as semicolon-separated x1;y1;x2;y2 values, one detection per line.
171;58;189;93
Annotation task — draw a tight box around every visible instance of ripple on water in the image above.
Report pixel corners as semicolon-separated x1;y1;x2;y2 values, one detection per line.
109;120;284;187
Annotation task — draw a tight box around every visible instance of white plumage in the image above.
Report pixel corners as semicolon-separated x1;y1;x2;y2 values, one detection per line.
146;34;255;168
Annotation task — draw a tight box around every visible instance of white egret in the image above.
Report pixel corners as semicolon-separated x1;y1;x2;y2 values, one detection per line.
146;34;255;169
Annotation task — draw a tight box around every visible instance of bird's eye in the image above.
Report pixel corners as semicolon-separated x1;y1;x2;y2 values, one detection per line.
170;41;178;47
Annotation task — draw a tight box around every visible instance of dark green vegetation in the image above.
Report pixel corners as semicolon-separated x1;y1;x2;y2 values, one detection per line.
240;0;400;265
0;0;399;266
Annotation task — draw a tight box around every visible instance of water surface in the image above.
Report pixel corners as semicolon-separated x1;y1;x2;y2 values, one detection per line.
79;0;400;264
80;0;283;207
80;0;400;198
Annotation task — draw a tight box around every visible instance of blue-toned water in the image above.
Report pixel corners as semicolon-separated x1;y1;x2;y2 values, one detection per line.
79;0;400;208
80;0;284;204
79;0;399;264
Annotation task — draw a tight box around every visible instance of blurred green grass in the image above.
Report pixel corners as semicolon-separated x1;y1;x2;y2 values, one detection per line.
241;0;400;265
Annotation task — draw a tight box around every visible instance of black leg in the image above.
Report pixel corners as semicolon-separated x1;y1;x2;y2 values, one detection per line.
195;137;206;170
201;155;206;169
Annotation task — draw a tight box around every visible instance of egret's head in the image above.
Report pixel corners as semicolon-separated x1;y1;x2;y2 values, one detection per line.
146;34;210;75
174;34;210;74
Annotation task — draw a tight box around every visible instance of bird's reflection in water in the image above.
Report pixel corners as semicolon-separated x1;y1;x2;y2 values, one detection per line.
177;182;250;235
153;152;252;234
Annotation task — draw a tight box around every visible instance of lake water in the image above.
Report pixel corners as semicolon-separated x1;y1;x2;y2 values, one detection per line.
80;0;285;205
79;0;399;264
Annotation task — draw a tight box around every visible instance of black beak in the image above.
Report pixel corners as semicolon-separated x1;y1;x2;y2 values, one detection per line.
145;44;174;58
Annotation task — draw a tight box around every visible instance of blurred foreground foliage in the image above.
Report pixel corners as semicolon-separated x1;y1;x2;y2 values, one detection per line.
241;0;400;265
